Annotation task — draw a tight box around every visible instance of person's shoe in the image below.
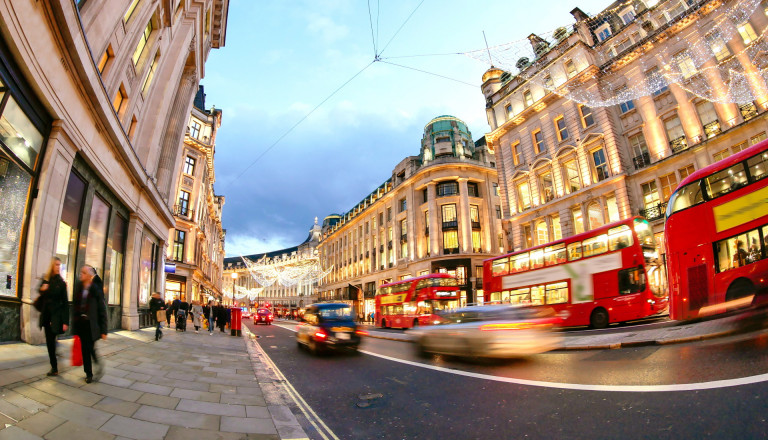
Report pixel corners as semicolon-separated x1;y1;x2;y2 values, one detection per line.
94;362;104;381
195;330;199;333
85;376;93;384
46;369;58;377
159;332;163;340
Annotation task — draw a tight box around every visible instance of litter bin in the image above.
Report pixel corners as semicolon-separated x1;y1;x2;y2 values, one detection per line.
230;308;242;336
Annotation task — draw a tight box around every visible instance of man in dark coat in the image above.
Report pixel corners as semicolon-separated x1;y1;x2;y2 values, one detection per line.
149;292;165;341
72;265;108;383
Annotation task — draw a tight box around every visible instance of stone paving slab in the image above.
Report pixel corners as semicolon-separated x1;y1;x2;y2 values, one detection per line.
94;396;142;417
133;405;221;430
13;412;66;437
100;414;170;440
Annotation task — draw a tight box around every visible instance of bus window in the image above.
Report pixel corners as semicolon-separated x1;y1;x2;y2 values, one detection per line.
491;258;509;276
747;151;768;181
530;249;544;269
634;218;654;248
510;253;530;273
567;243;582;261
715;228;764;272
582;235;608;257
417;301;432;314
490;292;501;302
704;162;748;199
544;243;566;266
530;285;545;305
667;180;704;216
509;288;530;304
618;266;646;294
608;225;633;251
501;290;511;303
404;302;417;314
545;282;568;304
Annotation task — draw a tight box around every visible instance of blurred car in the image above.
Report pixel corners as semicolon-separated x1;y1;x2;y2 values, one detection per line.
254;308;273;325
296;303;361;354
242;311;252;319
407;305;562;359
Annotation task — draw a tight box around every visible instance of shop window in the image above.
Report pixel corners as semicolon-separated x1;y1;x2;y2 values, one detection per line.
57;171;86;298
1;96;44;169
107;215;127;305
84;195;111;275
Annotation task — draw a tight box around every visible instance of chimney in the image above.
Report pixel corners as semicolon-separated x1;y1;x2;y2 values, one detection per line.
570;7;595;46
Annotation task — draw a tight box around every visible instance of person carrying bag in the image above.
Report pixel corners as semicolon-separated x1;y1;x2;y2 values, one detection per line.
149;292;165;341
37;257;69;376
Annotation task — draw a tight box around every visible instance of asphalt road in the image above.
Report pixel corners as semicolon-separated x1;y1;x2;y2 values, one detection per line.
244;320;768;440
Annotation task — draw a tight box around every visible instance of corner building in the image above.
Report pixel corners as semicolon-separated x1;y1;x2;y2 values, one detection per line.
484;0;768;295
0;0;228;343
318;116;504;317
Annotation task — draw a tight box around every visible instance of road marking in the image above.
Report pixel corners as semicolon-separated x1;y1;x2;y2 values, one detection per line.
273;323;768;392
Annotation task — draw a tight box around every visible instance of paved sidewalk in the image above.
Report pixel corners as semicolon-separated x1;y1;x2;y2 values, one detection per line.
0;324;308;440
357;314;749;350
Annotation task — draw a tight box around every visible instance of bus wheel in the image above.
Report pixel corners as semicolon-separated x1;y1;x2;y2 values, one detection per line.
590;308;609;329
726;278;755;302
381;318;388;328
412;319;418;328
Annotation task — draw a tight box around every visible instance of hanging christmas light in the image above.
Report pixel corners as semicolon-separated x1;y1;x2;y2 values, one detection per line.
240;255;332;288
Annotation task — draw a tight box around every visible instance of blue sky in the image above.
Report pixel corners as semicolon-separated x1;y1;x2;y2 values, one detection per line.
203;0;611;257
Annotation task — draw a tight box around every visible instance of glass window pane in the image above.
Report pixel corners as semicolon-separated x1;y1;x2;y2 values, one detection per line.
582;234;608;257
668;181;704;215
0;150;33;297
608;225;633;250
747;150;768;181
546;282;568;304
107;215;126;305
85;195;111;274
568;243;582;260
704;163;748;199
491;257;509;276
510;253;530;273
0;96;44;169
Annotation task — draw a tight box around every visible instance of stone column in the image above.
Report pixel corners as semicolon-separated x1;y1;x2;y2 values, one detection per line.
156;67;199;201
427;183;439;256
458;179;472;253
122;214;144;330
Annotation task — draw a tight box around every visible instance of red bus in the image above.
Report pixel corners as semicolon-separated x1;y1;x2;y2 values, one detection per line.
483;217;668;328
665;140;768;320
375;274;460;329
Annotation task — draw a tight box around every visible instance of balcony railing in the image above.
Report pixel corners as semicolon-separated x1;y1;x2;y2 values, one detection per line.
639;201;668;222
740;102;759;122
442;220;458;230
443;247;459;255
669;136;688;154
703;120;721;139
471;221;481;230
632;152;651;170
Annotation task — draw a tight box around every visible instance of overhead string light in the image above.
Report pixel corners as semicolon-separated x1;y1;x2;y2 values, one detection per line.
240;255;333;288
462;0;768;107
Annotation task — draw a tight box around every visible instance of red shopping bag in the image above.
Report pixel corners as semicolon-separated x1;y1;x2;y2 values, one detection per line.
71;335;83;366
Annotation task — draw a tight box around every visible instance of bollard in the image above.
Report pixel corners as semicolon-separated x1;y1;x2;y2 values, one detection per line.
230;308;242;336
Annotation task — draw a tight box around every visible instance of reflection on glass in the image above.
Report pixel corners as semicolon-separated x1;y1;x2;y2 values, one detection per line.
0;96;43;169
85;195;111;275
0;150;32;297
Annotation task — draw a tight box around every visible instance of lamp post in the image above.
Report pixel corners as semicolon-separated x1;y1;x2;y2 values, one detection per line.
231;271;238;307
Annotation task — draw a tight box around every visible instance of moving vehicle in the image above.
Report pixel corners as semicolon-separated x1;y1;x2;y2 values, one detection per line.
665;139;768;320
483;217;668;328
375;273;460;329
296;303;360;354
253;308;273;325
407;305;562;359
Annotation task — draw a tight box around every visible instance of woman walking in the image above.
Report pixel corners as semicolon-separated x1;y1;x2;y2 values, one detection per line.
38;257;69;376
191;300;203;333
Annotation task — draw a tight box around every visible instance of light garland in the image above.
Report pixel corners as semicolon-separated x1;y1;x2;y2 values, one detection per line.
465;0;768;107
240;255;333;288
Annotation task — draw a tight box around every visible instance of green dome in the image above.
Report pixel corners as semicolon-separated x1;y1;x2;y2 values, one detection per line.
424;115;471;138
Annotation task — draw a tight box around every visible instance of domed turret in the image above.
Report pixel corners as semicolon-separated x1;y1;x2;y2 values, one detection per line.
421;115;474;164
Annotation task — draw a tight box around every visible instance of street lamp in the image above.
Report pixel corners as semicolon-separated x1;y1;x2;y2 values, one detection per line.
231;271;238;307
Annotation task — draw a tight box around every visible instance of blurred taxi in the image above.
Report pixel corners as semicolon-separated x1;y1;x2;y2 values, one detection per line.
254;308;273;325
407;305;562;359
296;303;361;355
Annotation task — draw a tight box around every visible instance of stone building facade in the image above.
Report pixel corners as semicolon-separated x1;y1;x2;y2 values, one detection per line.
317;116;504;318
166;86;225;304
484;0;768;295
0;0;228;342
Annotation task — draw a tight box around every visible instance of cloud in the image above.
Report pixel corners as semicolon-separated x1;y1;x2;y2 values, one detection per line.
306;14;349;43
225;233;296;258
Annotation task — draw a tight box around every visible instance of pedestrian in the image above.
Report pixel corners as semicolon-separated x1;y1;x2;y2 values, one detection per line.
191;300;203;333
369;311;375;324
208;300;216;334
170;296;181;327
149;292;165;341
72;265;108;383
165;300;172;327
215;301;227;333
37;257;69;376
226;306;232;330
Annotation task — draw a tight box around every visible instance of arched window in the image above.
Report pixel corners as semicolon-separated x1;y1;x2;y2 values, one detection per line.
536;220;549;245
588;203;604;230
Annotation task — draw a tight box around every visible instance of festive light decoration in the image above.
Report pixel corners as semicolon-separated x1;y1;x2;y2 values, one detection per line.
224;285;265;301
240;255;333;288
462;0;768;107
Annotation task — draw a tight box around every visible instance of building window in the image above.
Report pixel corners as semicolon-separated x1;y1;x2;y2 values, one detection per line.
505;104;512;119
496;205;502;219
442;230;459;254
554;116;569;141
751;132;767;145
112;84;127;116
472;230;482;253
142;52;160;96
587;203;604;230
178;190;190;216
665;115;686;152
492;182;499;196
646;66;668;96
543;75;554;89
536;220;548;245
629;133;650;168
399;198;407;213
659;172;677;201
400;218;407;258
551;215;562;240
679;164;695;180
97;45;114;74
562;159;581;193
579;105;595;128
190;120;201;139
532;129;545;154
572;207;585;234
539;171;554;203
379;212;384;225
387;207;392;221
522;224;533;248
183;156;195;175
641;180;660;209
467;181;479;197
441;204;457;229
713;148;730;162
470;205;480;228
591;147;609;182
605;194;620;223
422;188;428;204
620;8;635;24
597;26;611;42
517;181;531;211
675;51;697;79
437;181;459;197
619;97;635;114
738;22;758;45
523;90;533;107
706;30;730;61
173;229;185;261
512;141;523;166
132;19;153;66
565;60;577;78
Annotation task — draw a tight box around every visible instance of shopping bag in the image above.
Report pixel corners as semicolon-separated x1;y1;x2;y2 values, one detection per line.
156;310;165;322
71;335;83;366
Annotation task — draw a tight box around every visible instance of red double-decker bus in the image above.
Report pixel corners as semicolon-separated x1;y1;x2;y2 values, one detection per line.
665;140;768;320
483;217;668;328
375;274;460;329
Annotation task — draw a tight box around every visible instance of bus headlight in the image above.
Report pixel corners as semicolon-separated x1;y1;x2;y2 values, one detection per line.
647;299;656;304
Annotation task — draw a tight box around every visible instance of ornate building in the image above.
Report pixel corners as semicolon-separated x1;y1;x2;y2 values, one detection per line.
483;0;768;295
0;0;228;343
317;116;504;317
166;86;225;303
223;221;323;310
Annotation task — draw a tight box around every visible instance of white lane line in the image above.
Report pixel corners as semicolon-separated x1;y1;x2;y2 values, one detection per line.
274;322;768;393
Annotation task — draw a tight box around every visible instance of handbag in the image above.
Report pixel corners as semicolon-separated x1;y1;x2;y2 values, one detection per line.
32;294;44;312
156;310;165;322
71;336;83;366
